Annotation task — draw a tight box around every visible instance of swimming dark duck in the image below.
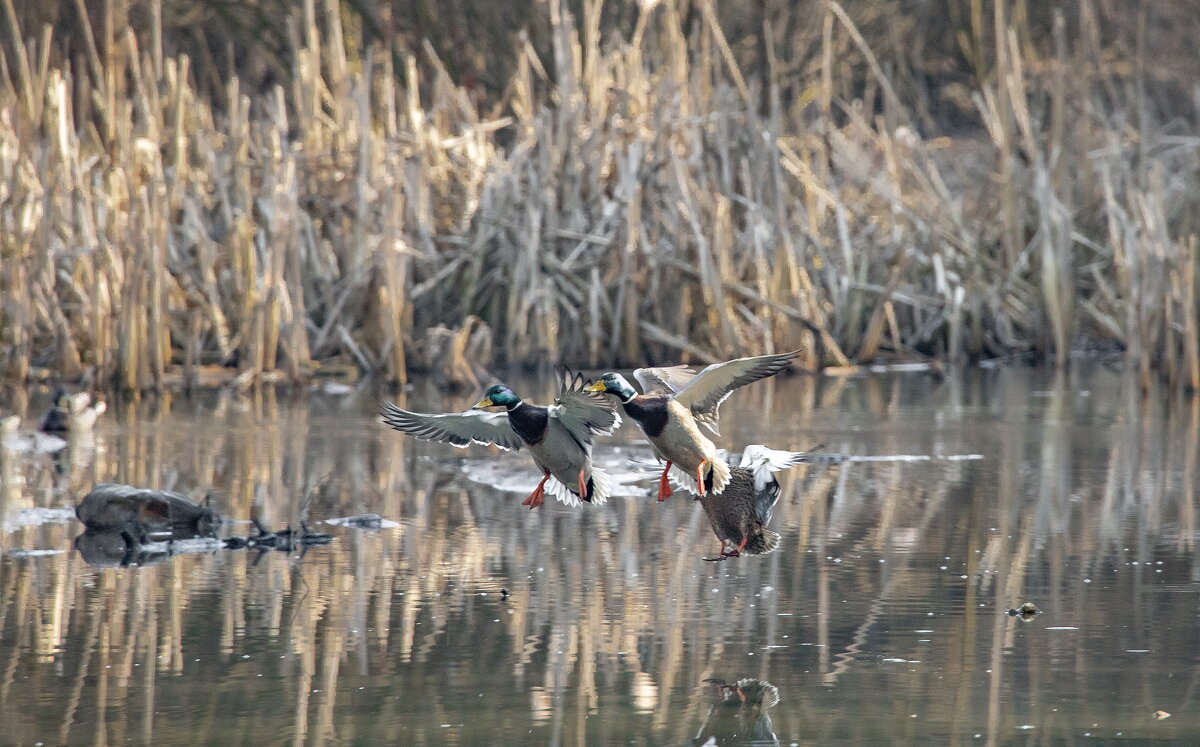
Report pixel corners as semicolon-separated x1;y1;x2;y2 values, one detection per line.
39;390;71;433
587;351;800;499
381;373;621;509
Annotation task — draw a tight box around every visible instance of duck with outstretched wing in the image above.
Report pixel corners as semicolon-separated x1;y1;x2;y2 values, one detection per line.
587;351;801;499
381;373;621;509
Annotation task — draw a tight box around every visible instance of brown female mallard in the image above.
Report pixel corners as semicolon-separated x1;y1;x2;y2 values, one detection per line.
587;352;799;499
381;374;621;509
693;445;814;561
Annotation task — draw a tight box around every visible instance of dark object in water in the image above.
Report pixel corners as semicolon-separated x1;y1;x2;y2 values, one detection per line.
71;485;334;568
343;513;384;529
73;526;224;568
693;678;780;746
230;519;333;552
75;518;334;569
76;483;220;541
1007;601;1042;620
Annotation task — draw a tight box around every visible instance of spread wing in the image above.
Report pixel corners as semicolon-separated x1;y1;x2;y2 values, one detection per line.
738;445;813;491
551;371;622;443
380;402;523;450
632;365;698;395
752;478;782;527
673;351;801;435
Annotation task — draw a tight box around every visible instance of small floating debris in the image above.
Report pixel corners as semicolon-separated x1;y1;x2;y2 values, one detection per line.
1154;710;1171;720
227;519;333;552
1007;602;1042;620
325;514;399;530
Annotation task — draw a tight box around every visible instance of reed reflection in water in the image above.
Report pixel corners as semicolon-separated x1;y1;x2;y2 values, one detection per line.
1;367;1198;744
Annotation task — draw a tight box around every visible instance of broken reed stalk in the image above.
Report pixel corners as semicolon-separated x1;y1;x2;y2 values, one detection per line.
0;0;1197;390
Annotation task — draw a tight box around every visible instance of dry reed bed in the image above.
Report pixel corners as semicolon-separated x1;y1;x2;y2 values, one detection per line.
1;0;1198;390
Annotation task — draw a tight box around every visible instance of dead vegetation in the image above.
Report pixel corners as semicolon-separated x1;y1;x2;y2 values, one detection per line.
1;0;1198;389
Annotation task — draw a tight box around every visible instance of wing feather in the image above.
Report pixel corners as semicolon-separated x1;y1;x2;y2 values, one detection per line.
739;444;830;490
632;365;698;395
673;351;801;435
379;402;523;450
752;476;782;526
552;370;622;440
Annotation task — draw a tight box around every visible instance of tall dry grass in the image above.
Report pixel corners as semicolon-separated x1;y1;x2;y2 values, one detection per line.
1;0;1198;389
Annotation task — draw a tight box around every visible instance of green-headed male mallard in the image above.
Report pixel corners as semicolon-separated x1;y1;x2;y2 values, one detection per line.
381;373;621;509
40;389;106;434
691;444;816;561
587;352;800;499
39;389;72;434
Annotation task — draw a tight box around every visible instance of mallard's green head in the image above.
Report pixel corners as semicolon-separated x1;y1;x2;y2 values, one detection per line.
587;373;638;402
473;384;521;409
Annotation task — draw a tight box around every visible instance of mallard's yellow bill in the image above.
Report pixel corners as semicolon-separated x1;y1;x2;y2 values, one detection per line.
471;397;495;409
585;383;606;392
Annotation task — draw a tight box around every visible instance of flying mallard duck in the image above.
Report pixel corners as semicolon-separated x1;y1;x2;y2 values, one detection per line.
380;373;621;509
587;351;800;499
691;445;817;561
40;389;106;434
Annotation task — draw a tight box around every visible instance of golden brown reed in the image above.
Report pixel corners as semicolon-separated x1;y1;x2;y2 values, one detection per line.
1;0;1198;389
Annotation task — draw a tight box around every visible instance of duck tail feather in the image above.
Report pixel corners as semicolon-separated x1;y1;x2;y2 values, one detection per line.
745;528;781;555
545;470;615;508
584;467;611;505
544;477;583;507
710;458;731;494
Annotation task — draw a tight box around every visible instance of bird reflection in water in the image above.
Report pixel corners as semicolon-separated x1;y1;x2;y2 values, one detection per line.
693;678;780;746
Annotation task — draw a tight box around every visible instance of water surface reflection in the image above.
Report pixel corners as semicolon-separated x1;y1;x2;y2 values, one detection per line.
1;367;1197;744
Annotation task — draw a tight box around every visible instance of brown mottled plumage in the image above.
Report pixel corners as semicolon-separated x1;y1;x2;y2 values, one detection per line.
686;445;820;561
697;466;782;560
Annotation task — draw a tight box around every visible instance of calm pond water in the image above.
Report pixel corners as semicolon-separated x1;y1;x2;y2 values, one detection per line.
1;366;1198;745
